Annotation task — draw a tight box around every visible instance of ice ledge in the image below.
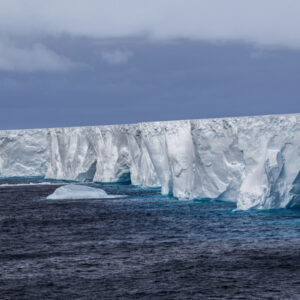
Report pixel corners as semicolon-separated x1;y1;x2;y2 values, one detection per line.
0;113;299;210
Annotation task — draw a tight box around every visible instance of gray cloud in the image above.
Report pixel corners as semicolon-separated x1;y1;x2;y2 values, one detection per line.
101;49;133;64
1;38;300;129
0;0;300;48
0;41;83;72
0;1;300;73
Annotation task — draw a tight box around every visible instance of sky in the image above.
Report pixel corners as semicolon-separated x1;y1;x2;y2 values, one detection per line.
0;0;300;129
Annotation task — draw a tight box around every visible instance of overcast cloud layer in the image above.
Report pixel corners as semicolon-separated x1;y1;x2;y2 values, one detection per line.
0;1;300;72
0;1;299;129
1;0;300;46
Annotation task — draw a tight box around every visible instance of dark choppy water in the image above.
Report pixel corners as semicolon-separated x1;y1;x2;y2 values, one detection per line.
0;179;299;299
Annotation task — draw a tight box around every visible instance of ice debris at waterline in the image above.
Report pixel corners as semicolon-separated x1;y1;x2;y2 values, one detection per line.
0;182;63;188
46;184;122;200
0;113;299;210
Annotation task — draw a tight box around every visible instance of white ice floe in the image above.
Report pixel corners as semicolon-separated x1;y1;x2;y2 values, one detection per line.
0;113;299;210
46;184;122;200
0;182;62;188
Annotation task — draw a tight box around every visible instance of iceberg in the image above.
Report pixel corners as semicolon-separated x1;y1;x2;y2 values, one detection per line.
46;184;120;200
0;113;299;210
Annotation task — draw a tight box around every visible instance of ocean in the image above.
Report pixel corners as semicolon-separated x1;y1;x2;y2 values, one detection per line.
0;179;299;299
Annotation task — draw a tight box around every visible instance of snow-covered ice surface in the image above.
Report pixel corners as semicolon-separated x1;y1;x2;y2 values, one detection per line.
46;184;122;200
0;113;299;210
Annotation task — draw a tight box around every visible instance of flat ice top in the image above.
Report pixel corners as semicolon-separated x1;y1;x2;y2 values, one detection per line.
1;112;299;133
46;184;122;200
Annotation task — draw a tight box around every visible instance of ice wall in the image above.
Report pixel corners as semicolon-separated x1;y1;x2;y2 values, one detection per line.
0;128;49;178
0;114;299;210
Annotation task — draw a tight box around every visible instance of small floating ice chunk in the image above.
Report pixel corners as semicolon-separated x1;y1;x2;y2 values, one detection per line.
46;184;121;200
0;182;62;188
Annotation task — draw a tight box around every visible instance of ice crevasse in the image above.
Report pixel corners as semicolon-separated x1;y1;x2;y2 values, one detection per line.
0;113;299;210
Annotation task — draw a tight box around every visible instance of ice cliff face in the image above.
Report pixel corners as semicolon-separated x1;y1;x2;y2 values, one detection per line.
0;114;299;210
0;129;49;178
